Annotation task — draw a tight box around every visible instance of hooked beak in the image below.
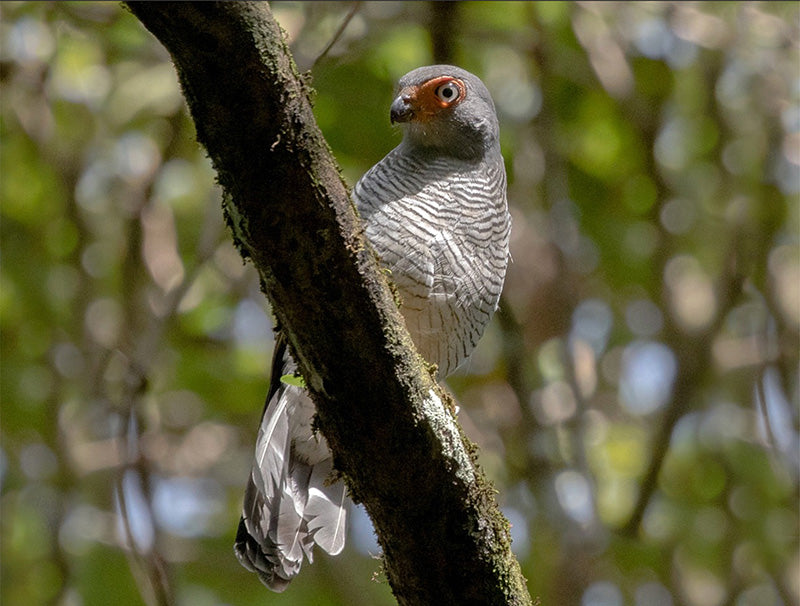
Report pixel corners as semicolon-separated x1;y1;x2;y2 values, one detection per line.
390;91;415;124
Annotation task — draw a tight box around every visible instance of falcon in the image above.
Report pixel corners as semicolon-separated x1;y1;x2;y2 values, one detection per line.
234;64;511;591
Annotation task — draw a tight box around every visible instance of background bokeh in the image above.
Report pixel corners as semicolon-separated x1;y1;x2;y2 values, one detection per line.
1;2;798;605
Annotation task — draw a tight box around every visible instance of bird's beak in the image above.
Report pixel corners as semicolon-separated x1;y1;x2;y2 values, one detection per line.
390;89;415;124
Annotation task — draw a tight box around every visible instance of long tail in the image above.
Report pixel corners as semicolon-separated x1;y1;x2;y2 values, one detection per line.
234;335;348;592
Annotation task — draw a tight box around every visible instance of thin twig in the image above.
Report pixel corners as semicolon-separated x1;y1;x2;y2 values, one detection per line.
311;2;362;70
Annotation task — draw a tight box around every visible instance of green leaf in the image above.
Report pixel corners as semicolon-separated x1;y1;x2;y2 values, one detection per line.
280;373;306;388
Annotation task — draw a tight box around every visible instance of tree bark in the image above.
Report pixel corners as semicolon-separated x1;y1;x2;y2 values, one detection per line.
125;3;532;604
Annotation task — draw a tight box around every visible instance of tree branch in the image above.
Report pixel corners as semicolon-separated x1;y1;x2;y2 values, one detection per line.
124;2;531;604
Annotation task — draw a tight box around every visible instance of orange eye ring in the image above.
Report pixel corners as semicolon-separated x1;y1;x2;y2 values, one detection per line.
426;77;466;108
397;76;467;123
434;81;462;104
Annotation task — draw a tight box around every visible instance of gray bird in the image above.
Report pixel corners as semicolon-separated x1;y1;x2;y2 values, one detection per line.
234;64;511;591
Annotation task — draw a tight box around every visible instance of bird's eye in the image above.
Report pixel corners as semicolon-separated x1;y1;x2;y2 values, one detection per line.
434;81;461;104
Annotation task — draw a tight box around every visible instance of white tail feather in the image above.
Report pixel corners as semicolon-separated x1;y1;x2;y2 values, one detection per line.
235;358;350;592
305;459;348;555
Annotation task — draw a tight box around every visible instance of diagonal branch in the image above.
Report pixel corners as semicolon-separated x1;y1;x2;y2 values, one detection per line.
124;2;532;604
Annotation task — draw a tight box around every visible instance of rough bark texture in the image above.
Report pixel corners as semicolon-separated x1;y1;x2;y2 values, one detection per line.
125;3;532;604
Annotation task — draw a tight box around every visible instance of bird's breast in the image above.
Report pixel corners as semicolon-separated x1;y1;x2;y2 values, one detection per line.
356;152;510;376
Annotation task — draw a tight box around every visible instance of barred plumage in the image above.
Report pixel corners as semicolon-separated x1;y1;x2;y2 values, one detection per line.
235;65;510;591
355;147;509;375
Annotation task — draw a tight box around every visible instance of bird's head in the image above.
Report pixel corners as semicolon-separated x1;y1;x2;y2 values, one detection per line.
390;65;500;160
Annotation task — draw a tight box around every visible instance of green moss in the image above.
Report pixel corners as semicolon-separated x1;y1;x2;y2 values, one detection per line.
220;191;249;260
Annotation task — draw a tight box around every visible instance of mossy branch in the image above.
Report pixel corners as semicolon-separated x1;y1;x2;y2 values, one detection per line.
125;2;531;604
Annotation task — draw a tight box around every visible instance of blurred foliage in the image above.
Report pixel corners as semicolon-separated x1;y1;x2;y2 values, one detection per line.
1;2;798;606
